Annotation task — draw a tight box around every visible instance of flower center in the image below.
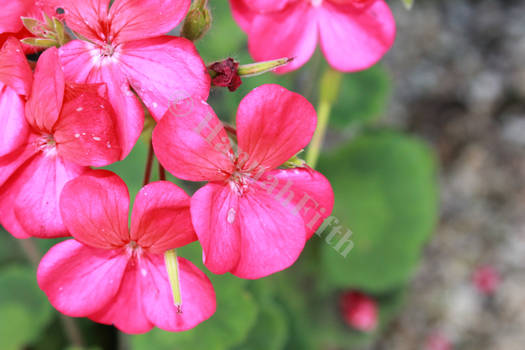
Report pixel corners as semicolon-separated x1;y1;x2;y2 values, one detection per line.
310;0;323;6
228;171;251;195
36;134;57;157
126;240;143;258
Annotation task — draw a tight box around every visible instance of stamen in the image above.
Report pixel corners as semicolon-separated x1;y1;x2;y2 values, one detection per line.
164;249;183;313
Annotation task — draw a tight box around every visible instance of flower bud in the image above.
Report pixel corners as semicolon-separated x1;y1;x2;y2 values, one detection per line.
181;0;212;41
340;291;378;332
21;13;70;48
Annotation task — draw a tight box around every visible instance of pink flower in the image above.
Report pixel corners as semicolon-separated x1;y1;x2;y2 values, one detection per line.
472;265;501;295
153;84;334;279
37;170;216;334
425;332;452;350
229;0;396;73
340;291;378;332
0;47;121;238
49;0;211;157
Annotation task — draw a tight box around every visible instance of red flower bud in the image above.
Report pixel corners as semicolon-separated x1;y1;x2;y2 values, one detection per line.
472;265;501;295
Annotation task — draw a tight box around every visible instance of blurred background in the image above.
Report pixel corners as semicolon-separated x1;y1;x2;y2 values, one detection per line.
1;0;524;349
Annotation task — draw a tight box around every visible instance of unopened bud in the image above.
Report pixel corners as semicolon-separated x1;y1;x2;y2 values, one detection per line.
21;13;70;48
181;0;212;41
340;291;378;332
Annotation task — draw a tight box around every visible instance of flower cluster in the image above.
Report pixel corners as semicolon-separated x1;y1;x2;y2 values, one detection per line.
0;0;394;334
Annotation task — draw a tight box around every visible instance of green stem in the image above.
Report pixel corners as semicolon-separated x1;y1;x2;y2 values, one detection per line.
306;67;342;168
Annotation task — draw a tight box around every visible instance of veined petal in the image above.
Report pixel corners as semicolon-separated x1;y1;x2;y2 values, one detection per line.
242;0;295;13
229;0;255;32
261;168;334;239
0;153;85;239
319;0;396;72
26;47;65;133
232;182;306;279
190;183;241;275
237;84;317;172
37;239;128;317
0;134;37;190
47;0;111;43
0;86;28;157
119;36;210;121
0;37;32;96
247;2;318;73
142;255;216;332
89;261;153;334
60;170;131;249
109;0;191;43
153;99;234;182
59;40;144;158
54;85;121;167
130;181;196;254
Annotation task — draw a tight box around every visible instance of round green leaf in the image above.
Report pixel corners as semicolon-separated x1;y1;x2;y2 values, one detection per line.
319;130;438;291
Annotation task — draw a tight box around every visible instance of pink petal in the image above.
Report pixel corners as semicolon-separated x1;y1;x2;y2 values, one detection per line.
130;181;196;254
142;255;216;332
26;47;65;133
89;261;153;334
0;0;32;33
59;40;144;158
229;0;255;32
236;84;317;172
0;134;37;190
247;2;318;73
0;37;32;96
37;239;128;317
152;99;234;182
0;86;29;157
109;0;191;43
231;182;307;279
190;183;241;275
319;0;396;72
119;36;210;121
47;0;111;43
239;0;294;13
261;168;334;239
0;154;85;238
60;170;131;248
54;85;121;167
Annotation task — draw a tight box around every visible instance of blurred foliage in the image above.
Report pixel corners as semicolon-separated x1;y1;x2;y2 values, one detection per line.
0;265;53;350
0;1;438;349
319;130;438;292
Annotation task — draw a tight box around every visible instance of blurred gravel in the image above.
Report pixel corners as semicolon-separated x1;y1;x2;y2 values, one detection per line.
370;0;525;349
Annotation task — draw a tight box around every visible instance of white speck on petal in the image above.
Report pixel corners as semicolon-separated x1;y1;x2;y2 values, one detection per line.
92;136;101;141
141;268;148;277
227;208;236;224
74;133;80;138
152;102;158;108
76;107;83;112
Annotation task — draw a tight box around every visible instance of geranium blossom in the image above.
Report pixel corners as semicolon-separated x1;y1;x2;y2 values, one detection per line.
49;0;211;157
0;47;120;238
37;170;216;334
229;0;396;73
153;84;334;279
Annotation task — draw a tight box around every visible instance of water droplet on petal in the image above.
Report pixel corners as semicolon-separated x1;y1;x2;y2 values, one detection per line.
227;208;236;224
76;107;83;112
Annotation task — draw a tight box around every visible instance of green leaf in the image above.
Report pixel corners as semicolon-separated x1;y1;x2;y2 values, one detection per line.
0;265;53;350
232;299;287;350
330;65;391;128
319;130;438;292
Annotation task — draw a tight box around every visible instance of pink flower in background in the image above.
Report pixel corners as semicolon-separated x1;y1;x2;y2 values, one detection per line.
425;332;452;350
230;0;396;73
0;47;121;238
38;170;215;334
153;84;334;279
49;0;211;157
472;265;501;295
340;291;378;332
